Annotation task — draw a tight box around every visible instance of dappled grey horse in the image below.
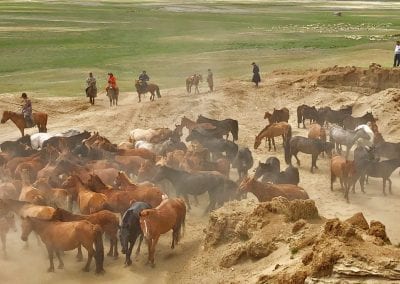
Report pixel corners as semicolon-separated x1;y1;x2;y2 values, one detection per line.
329;126;371;158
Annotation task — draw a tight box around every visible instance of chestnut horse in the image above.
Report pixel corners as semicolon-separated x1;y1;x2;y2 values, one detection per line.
21;217;105;274
254;122;292;151
51;207;119;260
330;155;356;202
180;116;216;134
139;198;186;266
135;80;161;103
1;111;48;136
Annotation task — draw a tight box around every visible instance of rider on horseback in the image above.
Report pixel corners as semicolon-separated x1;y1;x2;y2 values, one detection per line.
138;71;149;92
21;93;33;127
85;72;97;97
106;73;119;96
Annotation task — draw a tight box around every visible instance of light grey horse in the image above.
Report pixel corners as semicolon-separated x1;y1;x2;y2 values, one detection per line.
329;126;371;158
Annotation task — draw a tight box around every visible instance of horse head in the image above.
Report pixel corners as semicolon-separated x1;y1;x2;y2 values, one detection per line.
238;176;254;192
20;217;34;242
264;112;271;120
1;111;11;124
254;135;262;149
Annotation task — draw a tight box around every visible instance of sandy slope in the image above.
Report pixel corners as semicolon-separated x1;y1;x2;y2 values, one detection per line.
0;68;399;283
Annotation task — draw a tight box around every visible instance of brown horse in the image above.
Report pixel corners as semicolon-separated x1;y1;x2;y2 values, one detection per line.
135;80;161;102
264;107;290;124
61;175;107;214
32;178;72;210
254;122;292;151
1;111;48;136
308;123;327;157
239;176;309;202
0;199;55;220
19;169;47;205
139;198;186;266
0;212;16;257
181;116;216;134
186;74;202;94
51;207;119;260
330;155;356;203
87;174;163;211
21;217;105;274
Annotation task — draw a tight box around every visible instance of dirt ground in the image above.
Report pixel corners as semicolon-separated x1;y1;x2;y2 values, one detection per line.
0;65;399;283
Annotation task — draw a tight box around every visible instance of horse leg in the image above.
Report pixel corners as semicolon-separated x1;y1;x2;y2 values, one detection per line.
293;152;300;166
149;236;159;267
113;237;118;259
82;246;94;272
76;245;83;261
107;238;113;257
339;177;344;190
138;93;141;103
330;173;335;191
183;193;191;211
268;138;271;151
1;233;6;257
382;178;386;195
56;251;64;269
388;178;392;194
135;234;143;259
272;137;276;151
125;239;134;266
359;175;366;193
46;246;55;272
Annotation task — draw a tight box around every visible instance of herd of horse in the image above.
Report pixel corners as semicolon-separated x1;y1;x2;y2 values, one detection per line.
0;102;399;276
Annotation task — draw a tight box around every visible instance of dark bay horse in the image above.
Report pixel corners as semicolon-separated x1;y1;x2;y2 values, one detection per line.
297;104;320;128
1;111;48;136
196;115;239;141
86;85;97;105
318;105;352;127
232;147;254;180
285;136;334;173
135;80;161;103
264;107;289;124
152;165;225;213
106;87;118;107
120;202;152;266
343;112;375;130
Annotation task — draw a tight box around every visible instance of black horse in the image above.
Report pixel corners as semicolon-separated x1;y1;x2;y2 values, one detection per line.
285;136;334;173
186;129;238;161
196;115;239;141
254;158;299;185
152;165;225;213
349;145;377;196
0;136;36;157
232;147;254;180
365;159;400;195
318;105;352;127
297;104;320;128
343;112;375;130
120;202;152;266
42;131;91;150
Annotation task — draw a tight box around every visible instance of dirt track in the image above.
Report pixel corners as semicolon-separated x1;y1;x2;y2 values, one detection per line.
0;68;400;283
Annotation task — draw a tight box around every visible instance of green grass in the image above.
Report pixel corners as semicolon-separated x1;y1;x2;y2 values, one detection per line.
0;1;400;96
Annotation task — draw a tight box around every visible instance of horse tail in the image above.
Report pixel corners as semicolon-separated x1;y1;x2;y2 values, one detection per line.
297;107;303;127
284;132;292;165
231;120;239;141
156;86;161;98
93;225;105;274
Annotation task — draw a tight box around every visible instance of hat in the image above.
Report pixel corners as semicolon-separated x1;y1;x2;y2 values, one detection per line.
251;62;255;65
208;68;211;71
107;72;113;76
21;93;27;98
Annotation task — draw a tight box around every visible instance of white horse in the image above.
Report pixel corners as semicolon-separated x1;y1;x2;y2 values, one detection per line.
354;124;374;147
30;129;82;149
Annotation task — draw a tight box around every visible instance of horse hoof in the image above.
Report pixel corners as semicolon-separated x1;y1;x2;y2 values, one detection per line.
82;267;90;272
113;255;119;260
58;264;64;269
47;268;55;273
107;252;113;257
95;269;105;275
125;260;132;267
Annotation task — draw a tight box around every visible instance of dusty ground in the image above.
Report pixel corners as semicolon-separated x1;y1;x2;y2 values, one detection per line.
0;65;399;283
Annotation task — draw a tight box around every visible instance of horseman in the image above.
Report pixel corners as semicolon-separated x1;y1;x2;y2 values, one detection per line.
86;72;97;104
138;70;150;92
106;72;119;95
21;93;33;127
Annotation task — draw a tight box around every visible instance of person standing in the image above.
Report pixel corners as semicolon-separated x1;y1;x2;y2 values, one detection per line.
394;41;400;67
251;62;261;87
207;68;214;92
85;72;97;104
21;93;33;127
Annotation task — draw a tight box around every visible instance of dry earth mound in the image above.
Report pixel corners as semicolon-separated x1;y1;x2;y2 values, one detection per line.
192;198;400;283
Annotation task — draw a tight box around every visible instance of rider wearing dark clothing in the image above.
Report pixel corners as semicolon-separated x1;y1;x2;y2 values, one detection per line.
251;62;261;87
138;71;150;91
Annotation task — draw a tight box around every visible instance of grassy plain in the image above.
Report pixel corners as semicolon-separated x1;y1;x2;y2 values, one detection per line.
0;0;399;96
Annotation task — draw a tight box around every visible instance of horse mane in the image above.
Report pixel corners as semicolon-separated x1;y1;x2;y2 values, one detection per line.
256;124;273;138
